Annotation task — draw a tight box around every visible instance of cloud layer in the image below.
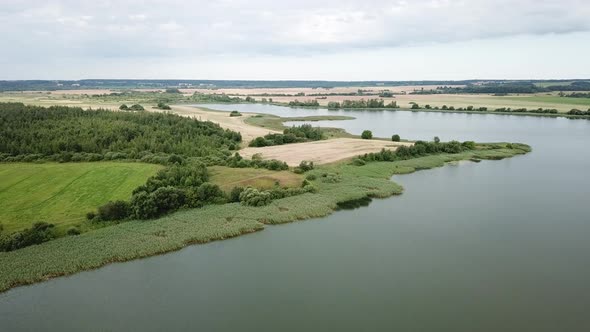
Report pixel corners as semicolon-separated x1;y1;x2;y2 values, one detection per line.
1;0;589;79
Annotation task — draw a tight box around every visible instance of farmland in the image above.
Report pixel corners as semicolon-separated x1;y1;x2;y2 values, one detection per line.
0;162;162;233
209;166;303;192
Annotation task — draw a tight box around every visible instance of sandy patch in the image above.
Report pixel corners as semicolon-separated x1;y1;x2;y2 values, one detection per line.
238;138;412;166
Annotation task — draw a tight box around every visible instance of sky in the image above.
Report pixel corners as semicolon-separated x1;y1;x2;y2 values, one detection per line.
1;0;590;80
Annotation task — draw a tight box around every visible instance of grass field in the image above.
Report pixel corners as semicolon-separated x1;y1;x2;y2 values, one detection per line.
0;162;162;233
209;166;303;192
0;143;530;293
501;95;590;107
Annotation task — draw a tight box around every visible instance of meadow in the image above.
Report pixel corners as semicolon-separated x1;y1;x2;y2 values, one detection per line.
208;166;303;192
0;163;162;234
0;143;530;293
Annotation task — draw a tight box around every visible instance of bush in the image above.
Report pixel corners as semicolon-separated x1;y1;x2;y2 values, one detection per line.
86;211;96;220
411;103;420;109
392;134;401;142
361;130;373;139
157;102;171;110
119;104;129;110
298;160;314;172
0;223;3;234
434;136;441;143
195;183;225;204
230;110;242;117
239;187;272;207
97;200;131;221
320;173;342;183
67;227;81;236
129;104;145;111
0;222;56;252
229;186;245;202
305;173;317;181
352;158;366;166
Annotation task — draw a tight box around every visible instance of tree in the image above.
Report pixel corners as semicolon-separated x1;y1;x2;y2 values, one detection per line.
392;134;401;142
361;130;373;139
119;104;129;110
411;103;420;109
434;136;440;143
97;200;130;221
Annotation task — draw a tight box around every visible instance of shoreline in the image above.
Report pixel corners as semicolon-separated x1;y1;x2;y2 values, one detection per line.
0;143;531;294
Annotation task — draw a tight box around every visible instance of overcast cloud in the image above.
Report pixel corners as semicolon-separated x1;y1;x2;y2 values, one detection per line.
1;0;589;79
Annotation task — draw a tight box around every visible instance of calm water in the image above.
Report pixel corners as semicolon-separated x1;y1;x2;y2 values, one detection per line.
1;105;590;331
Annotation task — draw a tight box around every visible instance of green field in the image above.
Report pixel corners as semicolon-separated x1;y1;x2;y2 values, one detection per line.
501;95;590;107
0;162;162;233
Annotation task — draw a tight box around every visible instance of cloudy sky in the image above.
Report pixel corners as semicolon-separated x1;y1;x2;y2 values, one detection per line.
2;0;589;80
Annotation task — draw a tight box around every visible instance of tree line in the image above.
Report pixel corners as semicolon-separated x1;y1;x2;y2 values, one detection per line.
327;99;398;109
359;140;476;163
249;124;323;147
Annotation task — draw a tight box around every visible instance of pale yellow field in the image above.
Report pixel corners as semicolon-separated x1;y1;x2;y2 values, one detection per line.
238;138;412;166
178;85;464;96
167;105;280;144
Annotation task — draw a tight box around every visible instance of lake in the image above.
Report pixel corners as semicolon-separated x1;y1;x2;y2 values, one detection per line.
1;104;589;331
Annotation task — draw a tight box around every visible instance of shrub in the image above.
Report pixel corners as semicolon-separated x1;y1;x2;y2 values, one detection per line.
130;192;158;219
195;183;225;204
229;186;245;202
152;186;186;210
462;141;476;149
0;223;3;234
361;130;373;139
67;227;81;236
97;200;131;221
305;173;317;181
434;136;441;144
119;104;129;110
411;103;420;109
230;110;242;117
86;212;96;220
0;222;56;252
167;154;184;165
239;187;272;207
157;102;171;110
392;134;401;142
298;160;314;172
320;173;342;183
129;104;145;111
352;158;366;166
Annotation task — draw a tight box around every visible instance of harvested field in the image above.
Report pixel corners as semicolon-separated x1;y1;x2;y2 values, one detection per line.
178;85;464;96
238;138;412;166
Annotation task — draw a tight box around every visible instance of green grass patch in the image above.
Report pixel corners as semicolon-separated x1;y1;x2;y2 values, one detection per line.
244;114;354;131
0;162;162;234
208;166;303;192
0;143;530;293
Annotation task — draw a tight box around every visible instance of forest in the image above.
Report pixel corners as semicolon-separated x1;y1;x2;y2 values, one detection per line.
0;102;242;162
